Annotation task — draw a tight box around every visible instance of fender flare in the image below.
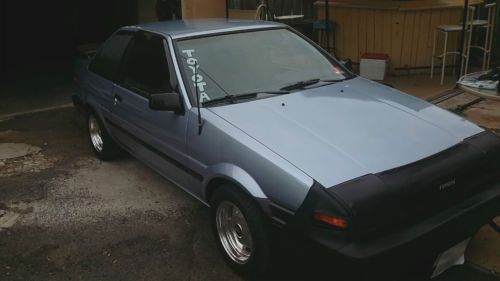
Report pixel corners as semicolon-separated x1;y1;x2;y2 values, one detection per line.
203;163;267;200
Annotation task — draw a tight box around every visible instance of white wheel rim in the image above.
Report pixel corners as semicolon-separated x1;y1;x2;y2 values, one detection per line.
89;115;104;152
216;201;253;264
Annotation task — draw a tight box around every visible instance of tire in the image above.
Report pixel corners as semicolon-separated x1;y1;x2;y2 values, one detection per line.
87;111;122;161
210;185;272;277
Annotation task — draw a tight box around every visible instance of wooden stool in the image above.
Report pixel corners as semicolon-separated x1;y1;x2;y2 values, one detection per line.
431;6;475;85
469;3;497;70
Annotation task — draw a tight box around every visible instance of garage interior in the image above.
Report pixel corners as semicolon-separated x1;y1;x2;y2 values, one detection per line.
0;0;232;115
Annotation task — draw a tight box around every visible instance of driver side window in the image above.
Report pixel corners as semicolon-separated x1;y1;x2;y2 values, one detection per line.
120;32;173;98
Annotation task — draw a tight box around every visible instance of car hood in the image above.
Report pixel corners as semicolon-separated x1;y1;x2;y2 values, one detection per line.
209;77;483;188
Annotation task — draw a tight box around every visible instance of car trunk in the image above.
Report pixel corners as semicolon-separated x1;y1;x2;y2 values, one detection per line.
326;131;500;240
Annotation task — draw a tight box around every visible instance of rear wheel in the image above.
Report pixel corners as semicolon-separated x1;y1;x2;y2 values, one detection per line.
210;185;272;277
87;112;121;160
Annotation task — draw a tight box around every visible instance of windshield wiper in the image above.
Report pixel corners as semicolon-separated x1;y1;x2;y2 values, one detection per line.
322;77;351;83
280;79;321;91
279;77;351;91
202;90;289;107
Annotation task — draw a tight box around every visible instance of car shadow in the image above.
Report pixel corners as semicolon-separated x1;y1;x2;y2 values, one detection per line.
249;239;500;281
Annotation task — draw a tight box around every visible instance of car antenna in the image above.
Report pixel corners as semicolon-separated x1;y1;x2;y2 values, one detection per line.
195;60;203;135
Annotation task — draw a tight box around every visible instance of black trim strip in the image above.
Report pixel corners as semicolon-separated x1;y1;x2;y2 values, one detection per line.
269;201;296;225
105;118;204;181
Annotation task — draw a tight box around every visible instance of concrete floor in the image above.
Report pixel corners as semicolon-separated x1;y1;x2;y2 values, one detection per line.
0;109;239;281
0;73;499;281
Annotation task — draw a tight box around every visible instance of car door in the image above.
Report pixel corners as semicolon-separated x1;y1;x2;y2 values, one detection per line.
108;31;194;191
86;31;134;120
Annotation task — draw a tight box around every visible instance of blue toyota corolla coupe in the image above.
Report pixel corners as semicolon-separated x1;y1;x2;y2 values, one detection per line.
73;19;500;278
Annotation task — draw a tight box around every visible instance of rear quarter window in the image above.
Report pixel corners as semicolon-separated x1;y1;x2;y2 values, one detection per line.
89;32;134;81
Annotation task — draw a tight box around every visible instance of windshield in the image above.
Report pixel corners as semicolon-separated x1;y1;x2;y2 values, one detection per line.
176;28;350;105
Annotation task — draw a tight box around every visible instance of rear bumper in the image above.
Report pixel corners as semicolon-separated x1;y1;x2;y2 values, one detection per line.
72;94;86;115
285;182;500;262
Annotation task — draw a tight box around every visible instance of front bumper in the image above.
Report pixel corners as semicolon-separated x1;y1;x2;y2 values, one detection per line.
284;182;500;262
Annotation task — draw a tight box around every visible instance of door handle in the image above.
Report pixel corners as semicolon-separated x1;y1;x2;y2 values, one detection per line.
114;94;122;105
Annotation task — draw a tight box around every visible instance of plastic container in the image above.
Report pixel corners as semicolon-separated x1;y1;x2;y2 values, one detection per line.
360;53;389;81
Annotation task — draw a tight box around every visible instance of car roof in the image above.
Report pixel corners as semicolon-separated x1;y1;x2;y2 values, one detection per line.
123;19;286;39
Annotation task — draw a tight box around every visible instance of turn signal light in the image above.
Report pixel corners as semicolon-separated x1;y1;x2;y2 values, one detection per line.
313;213;349;229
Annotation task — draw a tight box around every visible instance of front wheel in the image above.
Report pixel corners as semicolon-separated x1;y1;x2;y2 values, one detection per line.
210;185;272;277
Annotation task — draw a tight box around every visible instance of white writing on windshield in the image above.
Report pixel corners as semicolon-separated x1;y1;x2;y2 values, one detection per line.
182;49;211;103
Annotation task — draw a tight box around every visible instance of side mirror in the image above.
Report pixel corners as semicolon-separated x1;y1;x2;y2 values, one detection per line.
149;93;183;114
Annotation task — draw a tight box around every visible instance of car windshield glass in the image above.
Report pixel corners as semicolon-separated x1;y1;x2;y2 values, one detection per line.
176;29;350;106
